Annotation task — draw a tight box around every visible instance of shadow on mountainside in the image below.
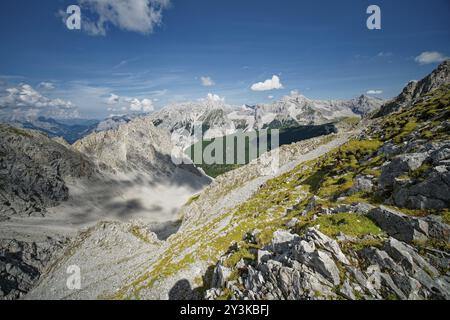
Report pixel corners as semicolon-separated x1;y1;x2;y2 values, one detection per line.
168;265;216;300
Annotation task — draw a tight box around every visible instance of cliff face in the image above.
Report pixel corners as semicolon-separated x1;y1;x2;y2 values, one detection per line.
0;125;98;218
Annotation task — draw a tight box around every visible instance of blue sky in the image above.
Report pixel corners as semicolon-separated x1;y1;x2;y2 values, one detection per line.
0;0;449;119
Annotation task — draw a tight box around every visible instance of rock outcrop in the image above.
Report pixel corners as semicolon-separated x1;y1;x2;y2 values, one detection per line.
206;228;449;300
0;237;67;300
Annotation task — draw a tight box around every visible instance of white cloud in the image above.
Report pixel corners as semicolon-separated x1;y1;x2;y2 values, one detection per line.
268;95;274;99
366;90;383;95
201;76;215;87
105;92;156;114
206;93;225;103
251;75;283;91
0;84;79;120
415;51;449;65
107;93;120;104
129;98;154;112
290;90;300;96
75;0;171;36
38;82;55;90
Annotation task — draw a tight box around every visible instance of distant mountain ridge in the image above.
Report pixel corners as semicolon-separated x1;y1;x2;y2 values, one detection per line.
149;93;384;150
0;91;383;146
7;117;99;144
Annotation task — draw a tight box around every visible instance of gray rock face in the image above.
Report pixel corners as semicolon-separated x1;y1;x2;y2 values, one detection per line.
0;237;67;300
368;206;427;242
206;228;450;300
379;153;429;190
378;142;403;158
0;125;98;218
393;168;450;209
348;175;373;194
211;264;232;289
368;206;449;243
377;144;450;209
336;202;375;214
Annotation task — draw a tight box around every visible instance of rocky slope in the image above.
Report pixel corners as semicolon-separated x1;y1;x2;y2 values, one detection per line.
81;63;448;300
26;130;353;300
0;125;99;299
7;63;450;301
207;227;449;300
73;116;206;180
0;117;210;300
0;125;99;218
204;79;450;300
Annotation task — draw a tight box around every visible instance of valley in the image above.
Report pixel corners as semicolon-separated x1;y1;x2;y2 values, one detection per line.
0;61;449;300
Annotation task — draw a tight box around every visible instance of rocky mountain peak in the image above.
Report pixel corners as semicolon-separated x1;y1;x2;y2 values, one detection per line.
376;59;450;116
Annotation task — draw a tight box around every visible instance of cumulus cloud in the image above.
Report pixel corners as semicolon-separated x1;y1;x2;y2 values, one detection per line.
201;76;215;87
251;75;283;91
0;84;79;120
205;93;225;103
415;51;449;65
268;95;274;99
73;0;171;36
129;98;154;112
290;90;300;96
105;93;155;113
38;82;55;90
366;90;383;95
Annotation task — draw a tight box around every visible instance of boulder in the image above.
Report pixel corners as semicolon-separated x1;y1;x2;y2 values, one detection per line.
348;175;374;194
379;153;429;189
368;206;428;243
269;230;300;253
392;167;450;209
211;264;232;288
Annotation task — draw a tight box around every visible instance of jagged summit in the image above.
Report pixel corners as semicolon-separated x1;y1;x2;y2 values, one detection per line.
376;59;450;116
149;93;384;147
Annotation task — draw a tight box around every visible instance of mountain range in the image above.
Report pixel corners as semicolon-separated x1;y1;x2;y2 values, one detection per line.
0;61;449;300
0;93;383;147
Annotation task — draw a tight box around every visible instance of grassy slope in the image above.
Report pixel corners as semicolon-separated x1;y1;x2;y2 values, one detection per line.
116;86;449;299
